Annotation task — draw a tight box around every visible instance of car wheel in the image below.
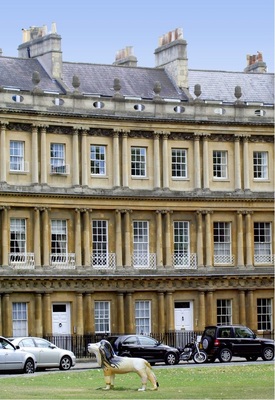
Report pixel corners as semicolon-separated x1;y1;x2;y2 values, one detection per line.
193;351;207;364
165;352;178;365
262;346;274;361
24;358;35;373
218;348;232;363
59;355;72;370
246;356;258;361
202;336;213;350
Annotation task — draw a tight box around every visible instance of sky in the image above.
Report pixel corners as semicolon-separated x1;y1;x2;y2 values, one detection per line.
1;0;274;73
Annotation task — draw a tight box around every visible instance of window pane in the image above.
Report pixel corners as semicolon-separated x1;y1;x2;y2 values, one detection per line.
171;149;187;178
135;301;151;335
131;147;146;177
10;141;24;171
90;145;106;175
10;218;26;253
174;221;189;253
95;301;110;333
13;303;28;336
51;220;67;254
257;298;272;331
217;299;232;325
213;151;227;178
253;151;268;179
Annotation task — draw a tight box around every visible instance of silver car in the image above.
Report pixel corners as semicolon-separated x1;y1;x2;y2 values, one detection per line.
0;336;37;373
11;337;76;370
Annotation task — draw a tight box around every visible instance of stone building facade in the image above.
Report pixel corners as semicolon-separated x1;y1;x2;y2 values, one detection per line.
0;24;273;338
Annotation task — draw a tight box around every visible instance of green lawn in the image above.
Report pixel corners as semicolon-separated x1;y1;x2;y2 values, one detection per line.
0;364;274;399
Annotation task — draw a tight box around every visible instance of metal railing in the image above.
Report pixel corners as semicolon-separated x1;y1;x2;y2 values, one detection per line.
50;253;76;269
172;253;197;269
9;252;35;269
132;253;156;269
91;253;116;269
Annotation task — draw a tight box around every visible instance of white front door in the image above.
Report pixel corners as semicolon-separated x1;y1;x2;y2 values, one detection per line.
52;303;71;334
174;301;193;330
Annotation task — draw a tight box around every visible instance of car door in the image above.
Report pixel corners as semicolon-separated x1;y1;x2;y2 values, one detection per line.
32;338;60;366
137;336;163;362
233;327;262;355
0;338;23;371
120;336;140;358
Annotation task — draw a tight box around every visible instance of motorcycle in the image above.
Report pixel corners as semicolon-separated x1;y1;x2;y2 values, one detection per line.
179;335;207;364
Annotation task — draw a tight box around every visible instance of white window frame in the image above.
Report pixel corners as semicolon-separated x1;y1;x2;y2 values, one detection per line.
135;300;151;335
253;151;268;179
171;148;188;178
254;222;272;263
10;218;26;255
90;145;106;175
51;220;67;259
257;298;272;331
213;222;233;264
94;301;110;333
10;141;25;171
133;220;149;266
50;143;66;173
131;147;146;177
217;299;232;325
213;150;228;179
92;220;108;266
12;302;28;336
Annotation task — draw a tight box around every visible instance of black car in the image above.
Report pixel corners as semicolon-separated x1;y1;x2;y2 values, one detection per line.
107;335;180;365
201;325;274;363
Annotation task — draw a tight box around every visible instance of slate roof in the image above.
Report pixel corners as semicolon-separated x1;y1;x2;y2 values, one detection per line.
61;62;187;100
188;70;274;104
0;57;63;93
0;56;273;105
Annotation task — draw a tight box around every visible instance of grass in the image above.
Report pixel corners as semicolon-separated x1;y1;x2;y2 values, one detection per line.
0;364;274;399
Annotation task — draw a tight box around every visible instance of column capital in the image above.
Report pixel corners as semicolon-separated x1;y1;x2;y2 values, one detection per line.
243;135;251;142
194;132;202;139
0;121;9;127
202;133;211;139
81;208;92;213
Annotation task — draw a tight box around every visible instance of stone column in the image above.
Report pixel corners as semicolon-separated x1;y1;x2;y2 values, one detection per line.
35;293;43;337
205;211;213;267
34;207;41;267
113;131;120;187
198;291;206;330
0;122;8;182
3;294;12;336
122;132;129;187
153;132;160;188
162;133;169;189
2;206;9;266
239;290;246;325
72;129;79;186
202;134;210;190
165;211;172;267
157;292;165;333
43;293;52;335
166;292;174;331
31;125;39;184
84;293;93;333
117;293;125;333
196;211;204;267
83;209;91;266
156;211;163;267
81;130;88;186
245;211;253;267
40;126;47;185
42;208;50;266
243;136;250;191
206;291;214;325
76;293;84;335
124;210;132;267
115;210;123;267
234;135;242;190
194;133;201;190
75;209;81;266
125;292;134;333
236;211;244;267
247;290;255;329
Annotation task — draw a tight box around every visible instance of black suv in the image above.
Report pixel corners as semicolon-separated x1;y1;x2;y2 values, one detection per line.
107;334;180;365
201;325;274;363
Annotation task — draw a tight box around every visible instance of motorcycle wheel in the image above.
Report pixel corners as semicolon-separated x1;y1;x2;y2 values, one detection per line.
193;351;207;364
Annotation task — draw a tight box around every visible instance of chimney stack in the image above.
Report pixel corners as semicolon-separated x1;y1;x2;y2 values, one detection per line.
113;46;138;67
18;23;63;79
154;28;188;90
244;52;267;73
